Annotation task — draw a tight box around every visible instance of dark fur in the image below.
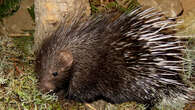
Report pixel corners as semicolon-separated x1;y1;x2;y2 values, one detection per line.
36;8;191;108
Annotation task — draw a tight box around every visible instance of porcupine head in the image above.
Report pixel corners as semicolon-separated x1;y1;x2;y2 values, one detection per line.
37;49;73;94
36;7;193;108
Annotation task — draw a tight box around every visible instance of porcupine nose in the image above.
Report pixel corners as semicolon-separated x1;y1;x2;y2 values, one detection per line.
39;80;56;93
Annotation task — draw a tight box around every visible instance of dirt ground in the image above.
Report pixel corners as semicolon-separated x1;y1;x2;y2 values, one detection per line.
1;0;34;34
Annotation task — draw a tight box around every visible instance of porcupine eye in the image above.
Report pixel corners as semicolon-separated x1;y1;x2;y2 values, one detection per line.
52;72;58;77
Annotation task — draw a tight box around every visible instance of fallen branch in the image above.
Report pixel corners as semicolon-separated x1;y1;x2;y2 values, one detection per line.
8;33;31;37
85;103;96;110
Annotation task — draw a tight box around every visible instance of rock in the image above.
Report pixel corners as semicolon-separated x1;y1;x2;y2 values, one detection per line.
176;9;195;38
181;0;195;15
137;0;183;18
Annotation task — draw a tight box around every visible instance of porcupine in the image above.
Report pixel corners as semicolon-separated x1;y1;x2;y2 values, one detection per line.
36;8;192;109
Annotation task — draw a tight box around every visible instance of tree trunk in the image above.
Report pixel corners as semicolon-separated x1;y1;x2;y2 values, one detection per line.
34;0;91;52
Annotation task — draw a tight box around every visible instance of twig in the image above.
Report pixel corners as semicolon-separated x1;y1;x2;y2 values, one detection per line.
85;103;96;110
8;33;31;37
190;77;195;82
14;63;23;74
9;58;20;62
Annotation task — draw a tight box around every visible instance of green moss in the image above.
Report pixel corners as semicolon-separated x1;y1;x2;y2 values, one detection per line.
12;31;34;56
90;0;139;14
27;4;35;22
90;4;99;13
0;0;21;19
0;35;65;110
184;37;195;88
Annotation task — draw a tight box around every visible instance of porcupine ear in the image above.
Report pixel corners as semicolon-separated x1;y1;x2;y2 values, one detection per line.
58;50;73;67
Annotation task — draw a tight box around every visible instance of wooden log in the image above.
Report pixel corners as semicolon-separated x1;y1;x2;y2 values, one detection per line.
34;0;91;52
